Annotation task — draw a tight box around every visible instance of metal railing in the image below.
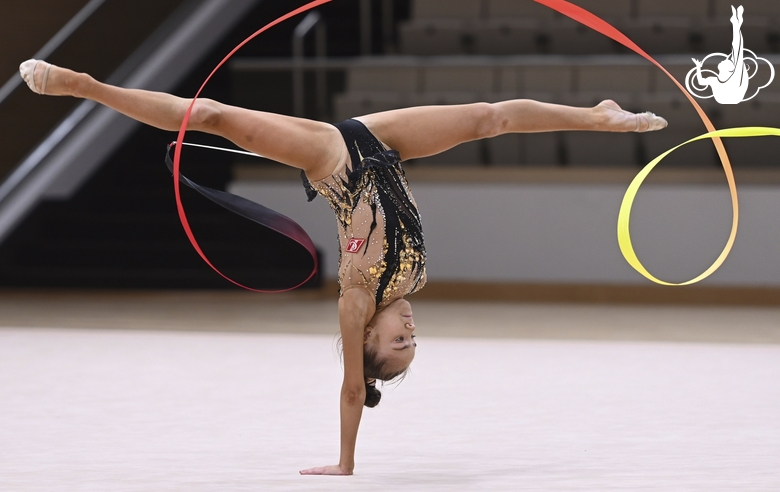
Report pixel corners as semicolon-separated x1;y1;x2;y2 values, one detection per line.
0;0;108;107
360;0;371;55
292;11;327;118
0;0;108;208
291;0;397;117
360;0;397;55
0;0;262;243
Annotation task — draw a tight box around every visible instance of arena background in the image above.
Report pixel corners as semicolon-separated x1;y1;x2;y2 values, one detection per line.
2;0;779;301
1;1;779;490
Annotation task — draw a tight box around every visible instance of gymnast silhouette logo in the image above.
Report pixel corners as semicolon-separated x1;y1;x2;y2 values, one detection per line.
685;5;774;104
346;238;365;253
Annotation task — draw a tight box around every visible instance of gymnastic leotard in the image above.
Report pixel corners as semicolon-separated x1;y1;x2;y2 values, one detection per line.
302;119;426;308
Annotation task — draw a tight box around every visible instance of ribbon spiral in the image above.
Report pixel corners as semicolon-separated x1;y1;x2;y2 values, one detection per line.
175;0;773;290
534;0;772;285
171;0;332;292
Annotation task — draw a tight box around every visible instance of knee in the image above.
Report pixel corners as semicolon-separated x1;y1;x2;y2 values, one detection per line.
189;98;222;131
473;103;508;140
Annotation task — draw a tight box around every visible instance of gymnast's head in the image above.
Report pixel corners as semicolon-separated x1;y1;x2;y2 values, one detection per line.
717;58;736;81
362;298;417;407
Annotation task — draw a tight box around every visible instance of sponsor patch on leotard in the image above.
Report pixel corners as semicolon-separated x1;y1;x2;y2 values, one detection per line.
346;238;365;253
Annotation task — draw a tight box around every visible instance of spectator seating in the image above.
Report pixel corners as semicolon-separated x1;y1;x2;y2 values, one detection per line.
412;0;483;20
576;64;652;92
701;19;772;54
541;19;624;55
487;133;561;166
471;19;541;55
401;17;719;56
566;0;634;18
332;55;780;167
485;0;559;19
636;0;710;18
717;96;780;166
423;65;496;91
714;0;780;17
620;18;702;55
346;65;421;92
636;92;720;168
558;92;639;166
518;65;573;93
399;19;475;55
401;0;780;56
335;0;780;167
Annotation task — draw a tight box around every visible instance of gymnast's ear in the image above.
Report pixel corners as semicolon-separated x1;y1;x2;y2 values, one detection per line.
364;379;381;408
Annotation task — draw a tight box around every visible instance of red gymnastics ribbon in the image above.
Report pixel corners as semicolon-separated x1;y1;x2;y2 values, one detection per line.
533;0;724;149
171;0;332;292
534;0;740;285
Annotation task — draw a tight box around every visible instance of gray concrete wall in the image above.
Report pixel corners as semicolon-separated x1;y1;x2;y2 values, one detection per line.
228;180;780;287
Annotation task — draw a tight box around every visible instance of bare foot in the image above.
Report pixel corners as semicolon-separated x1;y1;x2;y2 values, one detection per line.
19;59;80;96
595;99;667;133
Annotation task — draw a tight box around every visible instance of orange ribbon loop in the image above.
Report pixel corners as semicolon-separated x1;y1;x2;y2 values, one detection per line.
535;0;741;285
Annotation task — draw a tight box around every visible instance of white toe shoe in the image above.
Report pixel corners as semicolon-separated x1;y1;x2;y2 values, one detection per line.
636;112;668;132
19;59;51;95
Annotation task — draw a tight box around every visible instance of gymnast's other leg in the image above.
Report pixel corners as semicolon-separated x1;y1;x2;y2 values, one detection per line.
355;99;667;161
19;60;344;180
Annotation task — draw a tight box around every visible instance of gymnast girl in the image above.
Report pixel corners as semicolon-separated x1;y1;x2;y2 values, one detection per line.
19;59;667;475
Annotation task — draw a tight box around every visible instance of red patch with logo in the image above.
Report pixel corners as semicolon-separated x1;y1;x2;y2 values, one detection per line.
346;238;365;253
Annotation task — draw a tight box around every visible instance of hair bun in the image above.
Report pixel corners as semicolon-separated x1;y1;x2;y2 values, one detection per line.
364;381;382;408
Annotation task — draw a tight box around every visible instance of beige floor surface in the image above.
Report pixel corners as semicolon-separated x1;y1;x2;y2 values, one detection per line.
1;289;779;343
1;290;779;491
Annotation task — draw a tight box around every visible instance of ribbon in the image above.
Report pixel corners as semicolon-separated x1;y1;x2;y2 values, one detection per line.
165;144;318;289
618;127;779;285
171;0;331;292
173;141;264;158
535;0;743;285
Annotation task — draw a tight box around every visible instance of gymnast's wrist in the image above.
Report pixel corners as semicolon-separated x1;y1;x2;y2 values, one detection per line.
338;460;354;474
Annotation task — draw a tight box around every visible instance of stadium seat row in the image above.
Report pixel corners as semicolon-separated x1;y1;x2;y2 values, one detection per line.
360;1;780;166
334;64;780;167
399;18;779;55
334;90;780;166
410;0;780;21
341;62;779;97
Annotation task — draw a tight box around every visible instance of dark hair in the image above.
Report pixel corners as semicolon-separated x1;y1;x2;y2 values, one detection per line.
361;342;409;408
336;335;410;408
364;380;382;408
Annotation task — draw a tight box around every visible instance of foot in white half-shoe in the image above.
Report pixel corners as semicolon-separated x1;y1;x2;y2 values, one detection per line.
19;59;52;95
596;99;668;133
634;111;668;132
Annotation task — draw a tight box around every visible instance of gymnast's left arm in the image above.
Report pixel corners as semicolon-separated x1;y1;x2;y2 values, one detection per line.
300;288;375;475
691;58;715;88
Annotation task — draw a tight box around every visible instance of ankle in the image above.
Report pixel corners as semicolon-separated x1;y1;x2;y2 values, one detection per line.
591;106;610;131
71;72;93;99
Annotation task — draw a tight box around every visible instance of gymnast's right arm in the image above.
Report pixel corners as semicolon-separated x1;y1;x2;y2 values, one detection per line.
300;288;376;475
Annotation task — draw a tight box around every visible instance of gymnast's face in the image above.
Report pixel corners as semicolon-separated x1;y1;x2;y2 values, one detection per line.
366;298;417;371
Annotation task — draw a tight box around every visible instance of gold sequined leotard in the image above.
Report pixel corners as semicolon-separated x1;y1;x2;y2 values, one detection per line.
302;119;426;308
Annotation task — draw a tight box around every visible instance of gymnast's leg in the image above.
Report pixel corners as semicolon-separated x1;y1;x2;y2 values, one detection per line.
19;60;345;180
355;99;667;161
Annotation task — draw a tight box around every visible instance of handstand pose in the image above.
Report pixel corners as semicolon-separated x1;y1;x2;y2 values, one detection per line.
692;5;749;104
19;58;666;475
